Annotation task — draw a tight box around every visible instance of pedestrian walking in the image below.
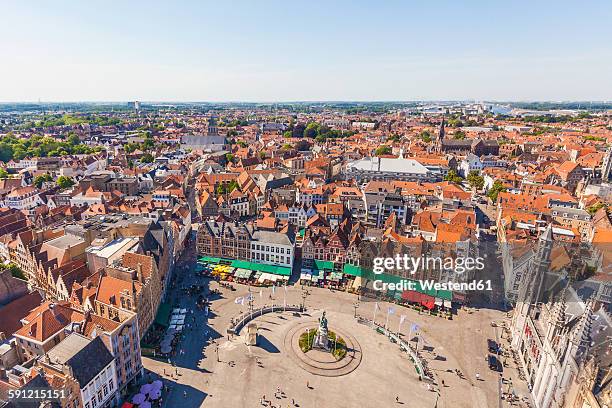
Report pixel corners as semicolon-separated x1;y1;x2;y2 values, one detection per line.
476;372;481;381
395;396;399;403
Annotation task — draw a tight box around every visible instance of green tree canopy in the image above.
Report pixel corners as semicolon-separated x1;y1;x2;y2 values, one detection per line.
140;153;154;163
56;175;75;189
34;173;53;188
467;171;484;190
444;170;463;183
487;180;507;202
453;131;466;140
374;146;392;156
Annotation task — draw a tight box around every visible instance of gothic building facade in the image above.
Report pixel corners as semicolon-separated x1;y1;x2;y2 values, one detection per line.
510;225;610;408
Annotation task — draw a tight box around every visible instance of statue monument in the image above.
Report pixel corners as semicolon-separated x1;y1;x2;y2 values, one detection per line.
313;311;330;350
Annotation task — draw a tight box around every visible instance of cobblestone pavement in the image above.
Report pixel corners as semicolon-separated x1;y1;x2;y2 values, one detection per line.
143;254;532;408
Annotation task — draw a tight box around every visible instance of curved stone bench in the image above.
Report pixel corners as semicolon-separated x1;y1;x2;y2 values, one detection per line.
228;305;304;335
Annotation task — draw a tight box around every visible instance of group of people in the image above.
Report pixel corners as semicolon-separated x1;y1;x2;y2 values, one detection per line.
259;386;302;408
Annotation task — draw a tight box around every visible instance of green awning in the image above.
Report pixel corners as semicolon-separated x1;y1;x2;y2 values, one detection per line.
343;264;366;277
298;229;305;237
199;256;220;263
313;260;334;271
154;302;172;327
229;259;292;276
231;259;252;269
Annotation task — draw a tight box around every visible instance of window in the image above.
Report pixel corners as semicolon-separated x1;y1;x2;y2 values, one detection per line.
103;385;108;396
108;379;114;390
98;390;103;402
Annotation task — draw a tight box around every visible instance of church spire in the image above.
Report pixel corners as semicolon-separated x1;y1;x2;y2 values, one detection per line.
439;116;445;141
570;297;595;357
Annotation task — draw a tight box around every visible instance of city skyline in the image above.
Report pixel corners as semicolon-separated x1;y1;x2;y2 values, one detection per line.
2;0;611;102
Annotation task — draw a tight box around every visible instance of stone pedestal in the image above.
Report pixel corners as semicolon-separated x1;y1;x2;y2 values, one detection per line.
313;327;329;350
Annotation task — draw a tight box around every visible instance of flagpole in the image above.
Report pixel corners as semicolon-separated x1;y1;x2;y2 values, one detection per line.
372;303;378;327
385;309;390;331
408;325;413;348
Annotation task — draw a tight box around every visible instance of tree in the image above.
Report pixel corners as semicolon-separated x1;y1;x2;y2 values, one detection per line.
142;135;155;150
444;170;463;183
467;171;484;190
259;151;266;159
227;180;239;193
225;153;235;163
453;131;466;140
419;130;432;143
1;263;26;280
487;180;507;203
374;146;392;156
587;202;605;215
303;122;320;139
292;123;306;138
124;143;139;153
66;134;80;146
33;173;52;188
56;176;75;189
216;183;226;195
0;168;8;179
141;153;154;163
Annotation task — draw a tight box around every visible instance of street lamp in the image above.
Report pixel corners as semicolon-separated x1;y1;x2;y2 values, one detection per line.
301;289;310;311
353;301;360;318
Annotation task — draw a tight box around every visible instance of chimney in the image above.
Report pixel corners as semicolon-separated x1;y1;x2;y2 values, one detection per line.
137;263;144;283
62;364;74;378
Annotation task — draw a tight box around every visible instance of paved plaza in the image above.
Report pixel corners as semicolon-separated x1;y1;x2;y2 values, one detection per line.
142;254;533;408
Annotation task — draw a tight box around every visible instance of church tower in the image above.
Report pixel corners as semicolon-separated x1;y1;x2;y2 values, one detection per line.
511;224;554;348
435;116;445;153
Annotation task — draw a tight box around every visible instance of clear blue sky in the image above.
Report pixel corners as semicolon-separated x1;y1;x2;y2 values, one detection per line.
1;0;611;102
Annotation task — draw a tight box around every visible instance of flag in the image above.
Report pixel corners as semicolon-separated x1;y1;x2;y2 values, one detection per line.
234;296;244;305
410;323;419;332
272;286;276;295
388;306;396;315
400;315;406;325
246;293;253;301
259;289;263;298
374;302;380;311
